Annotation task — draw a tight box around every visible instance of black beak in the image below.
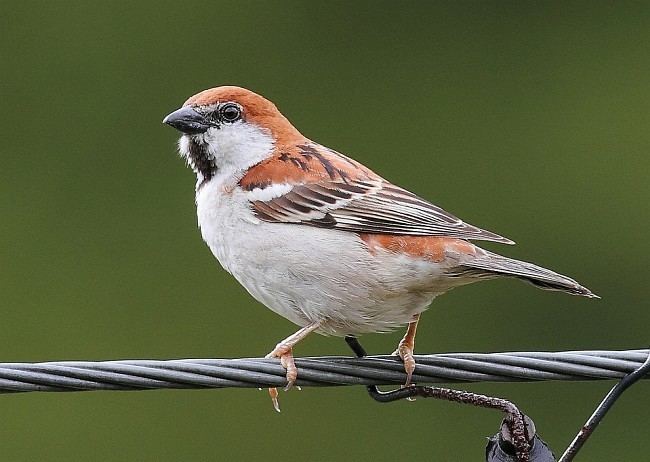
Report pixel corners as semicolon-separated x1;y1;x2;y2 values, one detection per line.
162;106;216;134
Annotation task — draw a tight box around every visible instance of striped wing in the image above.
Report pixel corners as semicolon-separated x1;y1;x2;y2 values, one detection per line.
250;178;514;244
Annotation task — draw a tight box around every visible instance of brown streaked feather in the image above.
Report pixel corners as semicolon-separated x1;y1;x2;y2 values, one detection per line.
241;143;514;245
240;143;377;190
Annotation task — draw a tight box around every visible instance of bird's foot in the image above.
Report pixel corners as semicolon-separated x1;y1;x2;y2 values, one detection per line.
265;343;298;412
392;314;419;394
393;338;417;400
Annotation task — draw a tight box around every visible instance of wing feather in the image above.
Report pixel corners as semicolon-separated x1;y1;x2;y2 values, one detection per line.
249;177;514;244
240;142;513;244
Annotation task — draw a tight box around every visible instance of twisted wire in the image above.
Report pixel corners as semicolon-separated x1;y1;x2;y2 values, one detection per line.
0;349;647;393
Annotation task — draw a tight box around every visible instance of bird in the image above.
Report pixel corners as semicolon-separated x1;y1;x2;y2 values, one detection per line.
163;86;596;411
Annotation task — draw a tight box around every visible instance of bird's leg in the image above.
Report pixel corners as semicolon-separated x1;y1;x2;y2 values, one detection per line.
392;313;420;387
265;321;321;412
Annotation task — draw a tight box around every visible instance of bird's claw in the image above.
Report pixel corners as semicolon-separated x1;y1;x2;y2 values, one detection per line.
265;343;298;411
393;342;417;401
393;340;416;389
280;351;298;391
268;387;281;412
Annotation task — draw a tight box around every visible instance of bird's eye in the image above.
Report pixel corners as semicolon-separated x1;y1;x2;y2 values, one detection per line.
220;103;242;123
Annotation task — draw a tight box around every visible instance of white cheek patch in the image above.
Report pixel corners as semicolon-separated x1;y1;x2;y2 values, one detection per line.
246;183;294;201
176;122;275;190
202;122;275;173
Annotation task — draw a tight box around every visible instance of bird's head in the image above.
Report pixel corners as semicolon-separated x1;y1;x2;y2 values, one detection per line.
163;86;302;184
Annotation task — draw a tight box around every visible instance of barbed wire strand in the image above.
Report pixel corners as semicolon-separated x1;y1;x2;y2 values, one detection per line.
0;349;647;394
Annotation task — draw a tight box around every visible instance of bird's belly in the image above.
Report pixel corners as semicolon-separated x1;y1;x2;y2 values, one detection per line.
196;185;460;335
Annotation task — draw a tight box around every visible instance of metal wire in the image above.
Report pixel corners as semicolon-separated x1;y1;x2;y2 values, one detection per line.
0;349;647;393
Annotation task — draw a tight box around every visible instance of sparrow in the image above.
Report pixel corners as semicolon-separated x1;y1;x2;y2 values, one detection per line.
163;86;596;411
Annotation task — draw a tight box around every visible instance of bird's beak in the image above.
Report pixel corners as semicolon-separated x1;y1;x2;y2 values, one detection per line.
162;106;216;134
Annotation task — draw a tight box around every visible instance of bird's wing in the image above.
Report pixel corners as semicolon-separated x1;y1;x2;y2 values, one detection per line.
239;143;514;244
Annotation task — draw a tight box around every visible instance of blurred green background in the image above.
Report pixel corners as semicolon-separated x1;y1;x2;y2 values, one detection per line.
1;1;649;460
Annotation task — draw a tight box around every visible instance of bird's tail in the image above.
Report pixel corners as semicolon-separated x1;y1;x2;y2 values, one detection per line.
461;250;598;298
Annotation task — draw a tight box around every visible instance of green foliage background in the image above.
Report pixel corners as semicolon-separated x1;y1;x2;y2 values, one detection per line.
1;2;648;460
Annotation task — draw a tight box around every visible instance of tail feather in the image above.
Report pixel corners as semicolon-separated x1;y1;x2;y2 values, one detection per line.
463;250;598;298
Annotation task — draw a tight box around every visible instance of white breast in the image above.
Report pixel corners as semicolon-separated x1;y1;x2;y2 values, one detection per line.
195;176;467;336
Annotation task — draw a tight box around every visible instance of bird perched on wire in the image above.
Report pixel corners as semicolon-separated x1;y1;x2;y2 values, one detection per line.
163;86;596;411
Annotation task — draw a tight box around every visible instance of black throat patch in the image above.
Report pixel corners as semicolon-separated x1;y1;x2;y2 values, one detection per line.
187;137;217;184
